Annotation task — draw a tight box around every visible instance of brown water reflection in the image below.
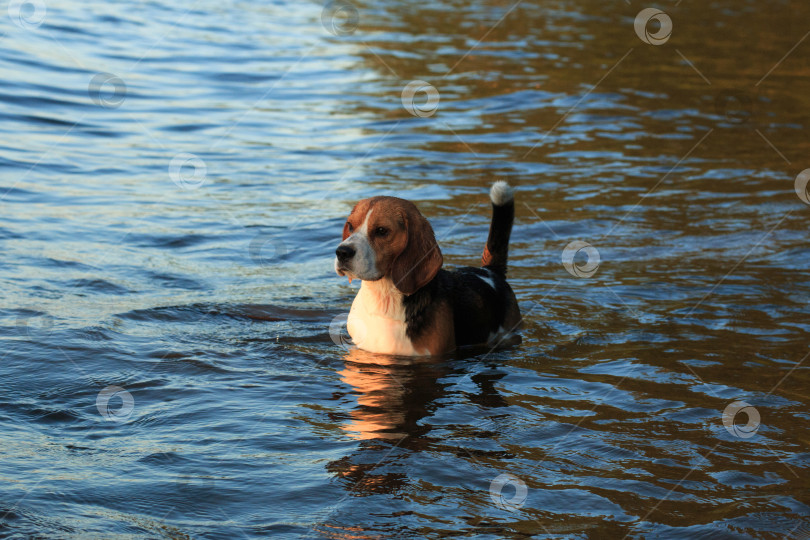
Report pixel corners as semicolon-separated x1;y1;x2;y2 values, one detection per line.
320;0;809;537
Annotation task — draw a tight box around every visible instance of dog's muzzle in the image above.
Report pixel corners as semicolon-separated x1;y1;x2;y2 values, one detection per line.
335;244;355;264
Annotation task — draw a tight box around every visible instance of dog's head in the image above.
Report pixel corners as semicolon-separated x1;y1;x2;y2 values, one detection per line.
334;196;443;295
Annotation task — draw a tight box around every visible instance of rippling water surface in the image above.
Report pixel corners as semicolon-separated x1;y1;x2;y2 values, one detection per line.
1;0;809;538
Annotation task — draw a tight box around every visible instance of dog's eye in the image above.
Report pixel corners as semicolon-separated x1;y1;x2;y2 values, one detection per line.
375;227;388;237
346;222;354;233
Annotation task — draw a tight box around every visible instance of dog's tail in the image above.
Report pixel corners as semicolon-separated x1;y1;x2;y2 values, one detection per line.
481;181;515;276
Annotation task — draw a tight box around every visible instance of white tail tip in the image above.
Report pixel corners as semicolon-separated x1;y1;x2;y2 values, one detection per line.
490;181;514;206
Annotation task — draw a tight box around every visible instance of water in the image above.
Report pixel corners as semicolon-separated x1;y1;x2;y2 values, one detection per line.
1;0;809;537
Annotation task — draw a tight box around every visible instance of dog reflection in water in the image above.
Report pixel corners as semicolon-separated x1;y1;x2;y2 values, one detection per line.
338;349;443;441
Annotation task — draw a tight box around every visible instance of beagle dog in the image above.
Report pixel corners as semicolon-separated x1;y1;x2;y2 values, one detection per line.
334;181;521;356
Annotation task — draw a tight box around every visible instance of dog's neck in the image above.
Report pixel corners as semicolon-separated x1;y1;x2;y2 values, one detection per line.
357;278;405;320
349;278;427;355
348;274;445;356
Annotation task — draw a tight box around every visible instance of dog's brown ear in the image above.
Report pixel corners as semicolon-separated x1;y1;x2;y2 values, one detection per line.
391;207;443;295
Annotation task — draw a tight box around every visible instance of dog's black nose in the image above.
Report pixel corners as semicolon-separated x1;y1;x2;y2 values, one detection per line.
336;244;356;263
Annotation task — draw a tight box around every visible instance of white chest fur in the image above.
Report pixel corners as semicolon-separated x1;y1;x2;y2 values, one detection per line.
347;279;428;356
